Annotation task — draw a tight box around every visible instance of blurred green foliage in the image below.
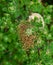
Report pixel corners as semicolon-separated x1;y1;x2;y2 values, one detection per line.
0;0;53;65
